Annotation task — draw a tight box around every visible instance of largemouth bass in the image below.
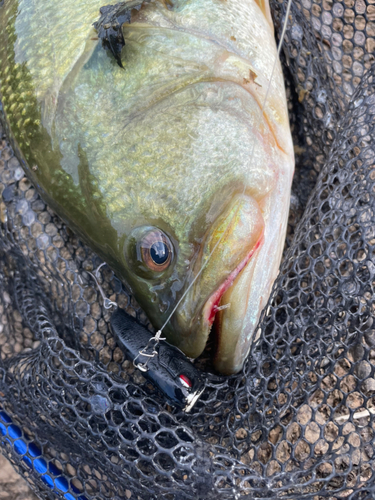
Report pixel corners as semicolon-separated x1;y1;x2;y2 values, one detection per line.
0;0;294;374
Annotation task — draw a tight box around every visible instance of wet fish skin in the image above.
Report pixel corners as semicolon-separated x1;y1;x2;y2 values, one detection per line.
0;0;294;374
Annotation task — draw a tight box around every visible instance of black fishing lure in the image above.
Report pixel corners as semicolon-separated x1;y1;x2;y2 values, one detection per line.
110;308;206;411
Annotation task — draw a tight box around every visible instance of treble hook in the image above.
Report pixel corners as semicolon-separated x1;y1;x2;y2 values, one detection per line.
87;262;164;373
87;263;117;310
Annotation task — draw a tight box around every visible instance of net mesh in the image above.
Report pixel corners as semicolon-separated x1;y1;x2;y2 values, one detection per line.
1;0;375;498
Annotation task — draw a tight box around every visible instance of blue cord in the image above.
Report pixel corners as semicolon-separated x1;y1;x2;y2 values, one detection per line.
0;409;87;500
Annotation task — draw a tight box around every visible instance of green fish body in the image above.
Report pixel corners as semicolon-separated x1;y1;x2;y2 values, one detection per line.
0;0;294;374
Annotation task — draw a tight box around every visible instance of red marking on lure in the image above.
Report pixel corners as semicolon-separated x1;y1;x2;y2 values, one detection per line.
179;374;192;388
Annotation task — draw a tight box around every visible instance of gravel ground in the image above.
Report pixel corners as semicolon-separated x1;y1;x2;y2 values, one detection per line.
0;454;38;500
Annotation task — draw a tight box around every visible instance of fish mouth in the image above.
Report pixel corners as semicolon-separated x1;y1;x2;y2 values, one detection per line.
202;235;264;327
165;193;265;373
200;234;264;375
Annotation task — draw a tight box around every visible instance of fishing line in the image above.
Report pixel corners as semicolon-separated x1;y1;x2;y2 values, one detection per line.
156;0;293;337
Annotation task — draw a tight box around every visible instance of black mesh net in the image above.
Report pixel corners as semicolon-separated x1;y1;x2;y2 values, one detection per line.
1;0;375;498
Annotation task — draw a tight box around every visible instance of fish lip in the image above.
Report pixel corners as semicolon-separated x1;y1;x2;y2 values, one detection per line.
202;233;264;328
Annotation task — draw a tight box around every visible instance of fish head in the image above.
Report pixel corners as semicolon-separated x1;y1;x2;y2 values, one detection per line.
104;0;294;374
110;70;288;374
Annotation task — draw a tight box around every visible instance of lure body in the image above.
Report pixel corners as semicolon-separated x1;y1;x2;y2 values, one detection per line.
111;307;205;411
0;0;294;373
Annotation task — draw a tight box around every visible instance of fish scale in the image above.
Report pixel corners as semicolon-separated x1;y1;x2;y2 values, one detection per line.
13;0;105;100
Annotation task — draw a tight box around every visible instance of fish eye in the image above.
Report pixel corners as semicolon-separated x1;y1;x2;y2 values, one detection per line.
140;230;173;272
